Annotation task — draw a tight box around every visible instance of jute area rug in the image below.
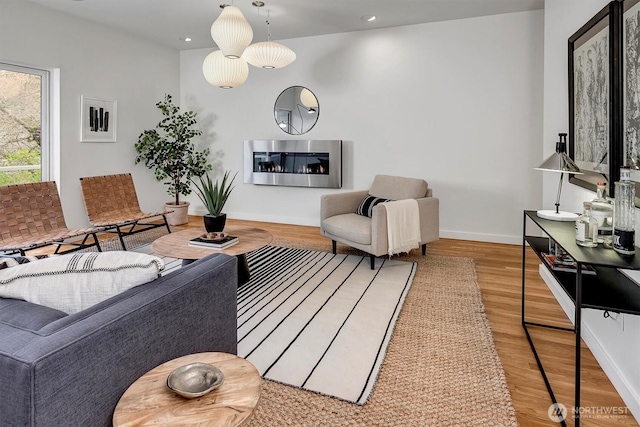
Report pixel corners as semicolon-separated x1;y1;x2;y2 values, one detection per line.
99;231;517;426
247;238;518;427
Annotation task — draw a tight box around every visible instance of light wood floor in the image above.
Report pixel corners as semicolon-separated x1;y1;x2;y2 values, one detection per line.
209;217;637;427
55;216;639;426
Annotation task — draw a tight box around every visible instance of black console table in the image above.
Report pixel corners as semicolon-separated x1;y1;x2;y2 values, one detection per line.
522;210;640;426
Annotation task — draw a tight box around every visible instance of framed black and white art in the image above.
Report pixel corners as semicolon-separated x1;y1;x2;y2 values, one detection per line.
80;96;117;142
623;0;640;181
568;1;622;195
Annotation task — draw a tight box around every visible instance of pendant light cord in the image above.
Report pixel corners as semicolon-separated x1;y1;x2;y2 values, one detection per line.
266;10;271;42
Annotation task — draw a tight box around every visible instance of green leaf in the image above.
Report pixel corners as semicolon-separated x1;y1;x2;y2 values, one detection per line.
192;171;237;216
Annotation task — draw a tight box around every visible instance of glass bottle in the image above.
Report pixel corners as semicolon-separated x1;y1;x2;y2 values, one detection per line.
576;202;598;247
613;167;636;256
590;182;614;248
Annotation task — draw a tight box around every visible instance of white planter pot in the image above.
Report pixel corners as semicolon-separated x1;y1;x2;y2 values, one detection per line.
165;201;190;226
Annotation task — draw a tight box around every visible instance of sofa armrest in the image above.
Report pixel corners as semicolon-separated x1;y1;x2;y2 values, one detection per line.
417;197;440;244
320;190;369;221
0;253;238;427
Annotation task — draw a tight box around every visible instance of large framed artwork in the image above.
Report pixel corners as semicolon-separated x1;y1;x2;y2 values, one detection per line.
80;96;117;142
623;0;640;205
568;1;622;195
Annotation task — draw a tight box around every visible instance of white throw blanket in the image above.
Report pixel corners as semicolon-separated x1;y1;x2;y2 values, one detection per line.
383;199;421;257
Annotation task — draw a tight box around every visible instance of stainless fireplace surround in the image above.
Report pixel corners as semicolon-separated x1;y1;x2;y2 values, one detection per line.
244;140;342;188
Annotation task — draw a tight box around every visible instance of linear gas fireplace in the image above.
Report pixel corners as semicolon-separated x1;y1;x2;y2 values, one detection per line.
244;140;342;188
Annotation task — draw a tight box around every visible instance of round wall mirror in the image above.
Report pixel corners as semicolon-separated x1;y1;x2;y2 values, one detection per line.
274;86;319;135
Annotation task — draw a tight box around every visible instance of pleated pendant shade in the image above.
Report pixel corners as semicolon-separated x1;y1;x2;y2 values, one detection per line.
202;50;249;89
242;41;296;69
210;6;253;59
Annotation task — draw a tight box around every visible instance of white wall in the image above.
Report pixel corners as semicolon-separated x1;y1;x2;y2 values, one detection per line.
180;11;544;244
0;0;180;228
544;1;640;420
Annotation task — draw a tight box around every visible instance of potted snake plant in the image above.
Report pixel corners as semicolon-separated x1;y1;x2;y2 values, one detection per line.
192;170;237;232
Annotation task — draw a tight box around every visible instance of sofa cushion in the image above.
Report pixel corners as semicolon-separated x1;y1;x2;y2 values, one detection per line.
0;252;164;314
322;213;372;245
369;174;428;200
355;194;391;217
0;298;67;331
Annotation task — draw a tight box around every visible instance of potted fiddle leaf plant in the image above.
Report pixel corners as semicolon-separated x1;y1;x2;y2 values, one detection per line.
135;94;211;225
192;170;237;232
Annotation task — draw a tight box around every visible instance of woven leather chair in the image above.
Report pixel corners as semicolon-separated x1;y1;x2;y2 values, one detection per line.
0;181;103;255
79;173;172;250
321;175;439;269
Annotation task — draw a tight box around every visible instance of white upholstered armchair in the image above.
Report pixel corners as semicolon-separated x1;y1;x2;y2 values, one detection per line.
320;175;439;269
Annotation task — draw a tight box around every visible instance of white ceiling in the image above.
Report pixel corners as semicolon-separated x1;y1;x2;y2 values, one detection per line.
27;0;544;51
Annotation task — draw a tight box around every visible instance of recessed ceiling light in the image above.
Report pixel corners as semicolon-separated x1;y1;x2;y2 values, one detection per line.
361;15;376;22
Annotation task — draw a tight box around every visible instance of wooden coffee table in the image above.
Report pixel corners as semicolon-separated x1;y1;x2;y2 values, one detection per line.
112;352;261;427
151;225;272;285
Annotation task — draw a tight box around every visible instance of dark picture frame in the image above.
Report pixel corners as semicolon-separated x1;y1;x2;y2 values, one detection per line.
622;0;640;205
568;1;622;196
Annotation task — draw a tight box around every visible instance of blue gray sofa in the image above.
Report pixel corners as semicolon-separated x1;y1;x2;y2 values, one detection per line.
0;253;238;427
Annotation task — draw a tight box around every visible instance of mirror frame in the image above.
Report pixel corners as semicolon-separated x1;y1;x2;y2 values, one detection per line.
274;86;319;135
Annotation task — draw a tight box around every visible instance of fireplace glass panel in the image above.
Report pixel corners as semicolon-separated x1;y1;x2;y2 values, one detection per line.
253;152;329;175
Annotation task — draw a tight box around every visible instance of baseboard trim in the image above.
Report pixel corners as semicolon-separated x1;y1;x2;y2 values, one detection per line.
439;230;520;245
538;266;640;423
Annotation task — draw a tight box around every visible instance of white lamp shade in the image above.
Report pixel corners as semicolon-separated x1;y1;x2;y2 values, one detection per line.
202;50;249;89
300;88;318;109
242;42;296;69
210;6;253;59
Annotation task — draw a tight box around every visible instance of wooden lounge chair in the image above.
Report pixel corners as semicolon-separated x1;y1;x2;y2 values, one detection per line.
0;181;103;255
79;173;172;250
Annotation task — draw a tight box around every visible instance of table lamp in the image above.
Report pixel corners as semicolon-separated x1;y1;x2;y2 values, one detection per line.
534;133;584;221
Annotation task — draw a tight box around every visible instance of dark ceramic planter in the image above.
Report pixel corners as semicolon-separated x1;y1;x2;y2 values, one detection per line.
204;213;226;232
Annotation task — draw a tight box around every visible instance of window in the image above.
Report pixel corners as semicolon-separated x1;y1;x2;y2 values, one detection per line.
0;62;50;184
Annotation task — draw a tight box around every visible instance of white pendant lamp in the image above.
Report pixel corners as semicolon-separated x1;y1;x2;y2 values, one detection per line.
243;41;296;69
243;3;295;69
243;14;295;69
202;50;249;89
210;5;253;59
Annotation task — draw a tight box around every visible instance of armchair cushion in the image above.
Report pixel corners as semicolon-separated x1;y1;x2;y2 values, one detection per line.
355;194;392;217
369;174;428;200
322;213;373;245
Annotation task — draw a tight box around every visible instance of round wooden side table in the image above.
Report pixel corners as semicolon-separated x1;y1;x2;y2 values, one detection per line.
113;352;262;427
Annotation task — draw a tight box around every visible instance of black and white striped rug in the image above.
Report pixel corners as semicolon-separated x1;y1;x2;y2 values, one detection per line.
238;245;417;405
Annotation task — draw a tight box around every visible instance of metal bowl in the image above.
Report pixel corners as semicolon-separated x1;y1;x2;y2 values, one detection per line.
166;363;224;399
